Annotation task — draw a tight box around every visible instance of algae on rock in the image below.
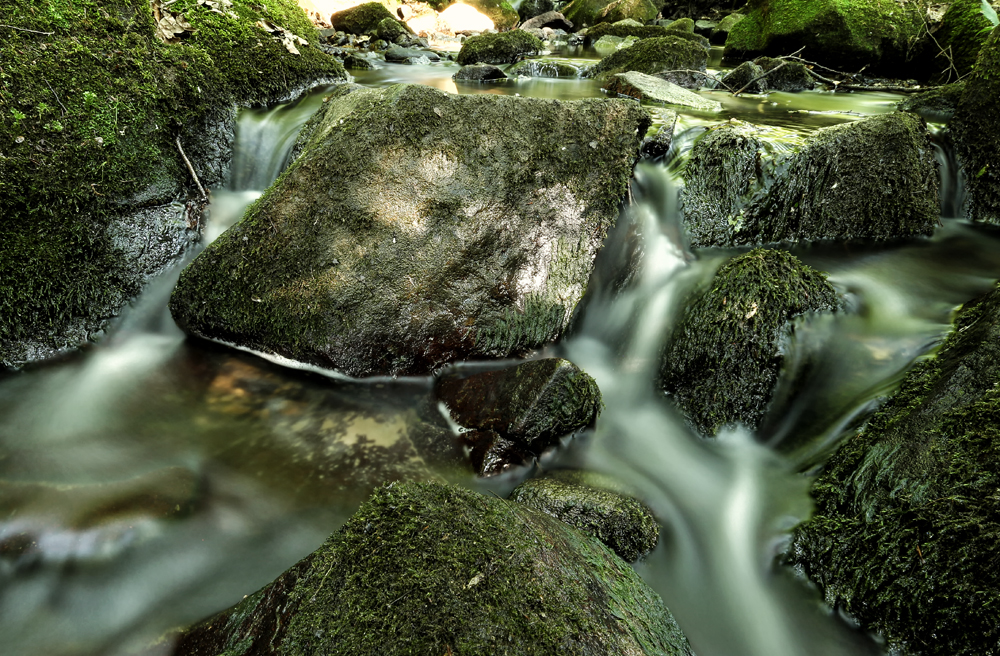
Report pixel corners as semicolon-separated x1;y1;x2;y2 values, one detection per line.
660;249;841;436
588;36;710;88
330;2;398;35
174;482;694;656
456;30;544;65
787;283;1000;655
169;84;651;376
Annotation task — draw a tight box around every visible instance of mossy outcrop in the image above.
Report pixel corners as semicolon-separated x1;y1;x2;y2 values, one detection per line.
710;12;743;45
897;81;966;120
681;113;939;247
723;0;926;75
510;470;659;562
923;0;993;83
588;36;710;88
169;84;651;377
375;16;413;42
786;283;1000;655
174;482;694;656
660;249;841;436
721;56;815;93
952;27;1000;223
585;23;711;48
330;2;397;35
456;30;543;65
0;0;345;368
562;0;660;27
436;358;602;473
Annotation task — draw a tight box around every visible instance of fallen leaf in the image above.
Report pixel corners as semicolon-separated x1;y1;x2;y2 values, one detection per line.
150;0;196;44
744;302;758;320
256;20;309;55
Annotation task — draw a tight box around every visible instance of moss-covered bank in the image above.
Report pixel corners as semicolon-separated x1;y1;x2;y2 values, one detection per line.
787;283;1000;655
0;0;344;367
660;249;841;435
175;482;693;655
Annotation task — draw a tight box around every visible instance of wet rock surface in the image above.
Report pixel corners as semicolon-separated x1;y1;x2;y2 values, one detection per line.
640;113;678;160
385;45;441;62
507;59;582;77
720;60;768;93
603;72;722;111
169;84;650;376
436;358;602;473
787;283;1000;655
175;482;693;656
898;81;965;121
588;35;710;89
681;113;939;247
456;30;544;65
660;248;841;436
510;469;659;562
453;64;508;81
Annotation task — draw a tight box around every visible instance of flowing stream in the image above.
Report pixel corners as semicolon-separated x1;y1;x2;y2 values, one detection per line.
3;50;1000;656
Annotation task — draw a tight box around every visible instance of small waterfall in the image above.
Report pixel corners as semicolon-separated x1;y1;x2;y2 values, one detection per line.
930;125;967;218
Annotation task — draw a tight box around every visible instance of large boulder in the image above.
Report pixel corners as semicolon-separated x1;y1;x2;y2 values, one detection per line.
786;283;1000;654
174;482;694;656
169;84;651;377
456;30;543;65
680;113;939;247
952;27;1000;223
562;0;660;27
519;0;556;21
723;0;926;75
330;2;398;35
660;248;841;436
588;36;710;89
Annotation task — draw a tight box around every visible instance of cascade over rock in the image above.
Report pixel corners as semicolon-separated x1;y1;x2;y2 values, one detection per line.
169;84;650;377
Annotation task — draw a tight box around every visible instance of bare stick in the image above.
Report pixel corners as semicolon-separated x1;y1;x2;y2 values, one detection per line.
804;68;841;86
0;24;55;35
176;135;208;201
44;79;67;117
734;60;789;95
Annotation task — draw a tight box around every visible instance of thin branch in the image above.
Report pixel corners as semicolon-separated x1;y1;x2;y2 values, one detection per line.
734;60;789;96
0;24;55;35
782;54;863;78
804;68;841;86
658;69;736;92
176;135;208;201
44;78;67;117
835;83;935;93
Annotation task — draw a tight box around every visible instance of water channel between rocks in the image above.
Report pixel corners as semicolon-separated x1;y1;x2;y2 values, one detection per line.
2;49;1000;656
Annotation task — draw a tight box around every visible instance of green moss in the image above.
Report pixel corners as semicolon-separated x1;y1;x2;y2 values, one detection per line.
897;81;966;119
665;17;695;32
456;30;543;65
563;0;659;26
586;23;710;48
787;284;1000;655
375;17;411;42
927;0;992;83
660;248;841;435
588;35;709;80
0;0;344;365
330;2;397;35
723;0;924;74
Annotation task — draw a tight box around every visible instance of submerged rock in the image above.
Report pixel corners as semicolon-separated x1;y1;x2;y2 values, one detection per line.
787;283;1000;654
723;0;925;75
453;64;508;81
952;27;1000;223
510;470;659;562
169;84;650;376
562;0;660;27
174;482;694;656
588;35;710;89
456;30;543;65
604;72;722;111
330;2;398;35
681;113;939;247
436;358;602;473
506;59;582;77
660;249;841;436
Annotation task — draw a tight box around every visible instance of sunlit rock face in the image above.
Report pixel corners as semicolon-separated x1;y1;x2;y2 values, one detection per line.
170;83;650;377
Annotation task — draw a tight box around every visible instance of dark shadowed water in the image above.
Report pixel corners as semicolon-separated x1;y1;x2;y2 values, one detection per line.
1;48;997;656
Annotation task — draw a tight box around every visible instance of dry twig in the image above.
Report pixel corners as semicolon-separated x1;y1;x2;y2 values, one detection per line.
176;135;208;201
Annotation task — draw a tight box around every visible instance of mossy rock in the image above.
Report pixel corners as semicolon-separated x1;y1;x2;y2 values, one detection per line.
169;84;651;376
721;60;768;93
664;17;695;32
753;56;815;91
510;470;659;562
435;358;603;455
603;72;722;111
680;113;939;247
375;17;413;42
723;0;926;75
897;81;966;120
562;0;660;27
710;12;743;45
952;27;1000;223
330;2;397;35
585;23;711;49
520;0;556;21
786;283;1000;655
466;0;521;30
453;64;509;81
456;30;543;65
0;0;344;368
588;36;710;89
174;482;694;656
506;59;582;77
660;249;841;435
924;0;993;83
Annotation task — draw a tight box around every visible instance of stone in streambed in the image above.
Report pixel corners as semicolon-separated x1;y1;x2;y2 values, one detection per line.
787;283;1000;654
681;113;939;247
456;30;543;65
436;358;602;466
562;0;660;27
660;249;841;436
710;12;743;45
330;2;398;35
588;36;710;89
520;10;574;31
519;0;556;21
720;60;768;94
510;469;659;562
452;64;507;82
585;23;710;49
506;59;582;78
384;45;440;62
640;113;677;160
374;17;412;43
169;84;650;377
173;482;694;656
603;72;722;111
